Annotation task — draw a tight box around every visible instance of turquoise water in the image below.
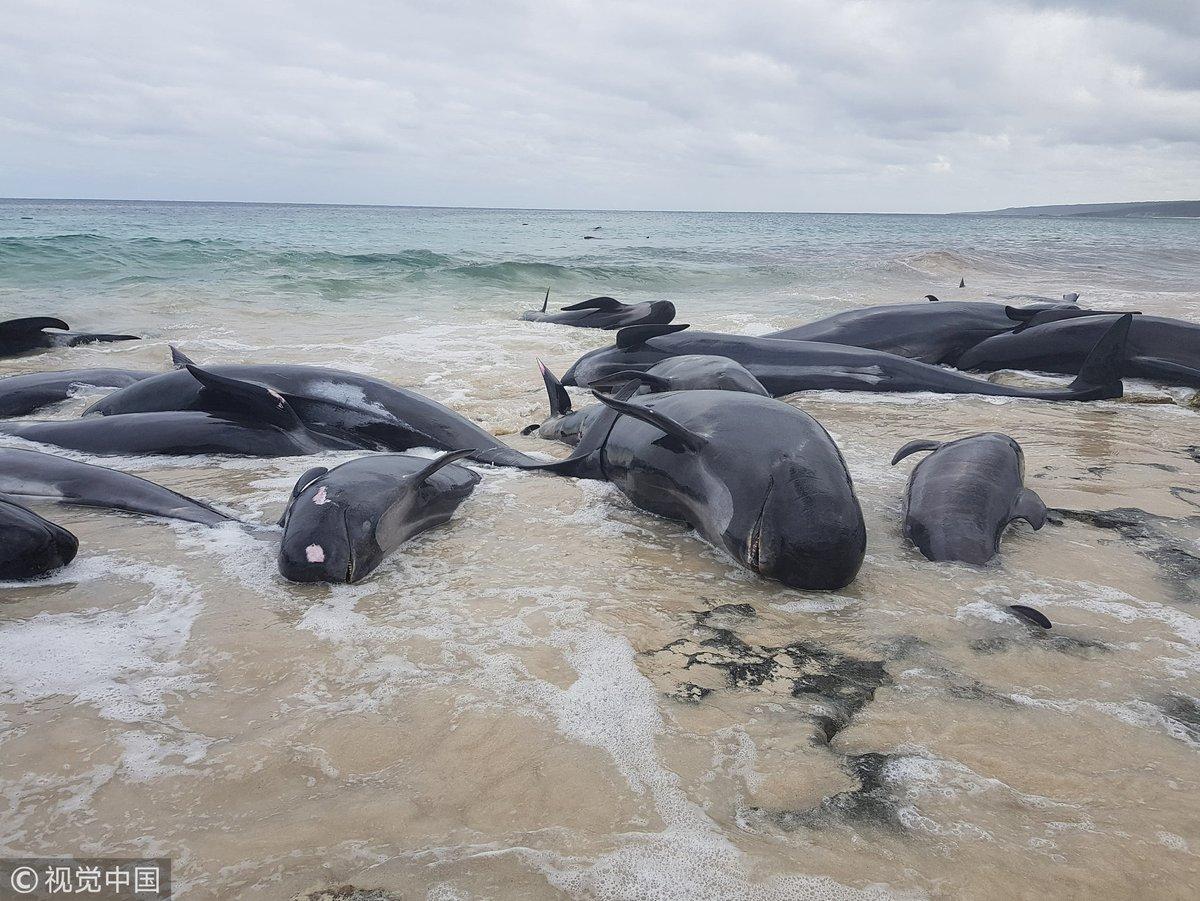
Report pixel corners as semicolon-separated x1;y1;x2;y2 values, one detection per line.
3;199;1199;328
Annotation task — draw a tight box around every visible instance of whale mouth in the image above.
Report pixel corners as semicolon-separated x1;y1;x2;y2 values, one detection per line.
746;483;772;573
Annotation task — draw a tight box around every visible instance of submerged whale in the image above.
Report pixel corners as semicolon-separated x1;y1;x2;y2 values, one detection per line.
0;496;78;580
524;355;768;445
0;317;139;359
956;313;1200;388
562;316;1132;403
520;290;676;329
0;368;153;417
0;365;358;457
766;295;1101;365
526;390;866;590
0;448;234;525
277;450;479;583
85;349;538;467
891;433;1047;564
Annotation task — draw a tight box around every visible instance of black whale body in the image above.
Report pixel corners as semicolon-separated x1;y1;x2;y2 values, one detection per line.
0;317;139;359
278;450;480;584
767;296;1096;365
0;368;153;417
528;390;866;590
956;313;1200;388
85;352;538;467
891;432;1047;565
0;496;78;580
520;293;676;329
561;317;1131;403
0;447;234;525
0;365;358;457
526;354;768;446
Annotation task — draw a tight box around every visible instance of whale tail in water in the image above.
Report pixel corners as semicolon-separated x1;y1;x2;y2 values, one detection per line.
537;360;572;417
959;278;966;288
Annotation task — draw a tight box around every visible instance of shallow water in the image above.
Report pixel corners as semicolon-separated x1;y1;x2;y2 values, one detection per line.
2;200;1199;899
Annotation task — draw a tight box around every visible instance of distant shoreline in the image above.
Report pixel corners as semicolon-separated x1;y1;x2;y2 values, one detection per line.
1;196;1198;218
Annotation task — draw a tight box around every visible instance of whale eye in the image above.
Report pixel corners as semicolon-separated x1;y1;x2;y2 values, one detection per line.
305;544;325;563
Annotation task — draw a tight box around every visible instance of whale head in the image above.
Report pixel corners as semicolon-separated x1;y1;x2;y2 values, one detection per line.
277;479;366;584
740;455;866;591
0;498;79;580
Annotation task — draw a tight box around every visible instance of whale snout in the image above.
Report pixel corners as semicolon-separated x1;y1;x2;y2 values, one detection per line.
744;463;866;590
278;502;357;584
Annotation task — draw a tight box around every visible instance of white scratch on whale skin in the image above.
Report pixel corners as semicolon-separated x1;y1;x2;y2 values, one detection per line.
306;544;325;563
312;487;328;505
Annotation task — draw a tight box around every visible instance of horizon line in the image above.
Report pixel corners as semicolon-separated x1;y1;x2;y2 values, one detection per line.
1;195;1196;217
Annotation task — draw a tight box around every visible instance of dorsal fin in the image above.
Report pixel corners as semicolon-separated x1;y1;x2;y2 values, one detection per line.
412;448;474;485
891;439;942;465
184;364;301;430
615;323;689;350
925;294;939;302
1;316;70;335
561;296;623;312
591;391;707;451
590;370;670;392
170;345;195;368
540;287;550;313
537;360;572;417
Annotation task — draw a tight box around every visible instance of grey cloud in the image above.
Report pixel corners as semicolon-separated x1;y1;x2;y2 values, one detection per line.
0;0;1197;211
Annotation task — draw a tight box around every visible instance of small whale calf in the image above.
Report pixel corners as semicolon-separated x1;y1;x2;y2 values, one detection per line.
278;450;480;583
520;290;676;330
0;368;153;417
0;316;139;359
0;496;78;580
891;432;1047;565
528;390;866;590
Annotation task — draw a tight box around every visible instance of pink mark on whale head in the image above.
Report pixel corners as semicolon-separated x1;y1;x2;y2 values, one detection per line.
312;487;328;505
305;544;325;563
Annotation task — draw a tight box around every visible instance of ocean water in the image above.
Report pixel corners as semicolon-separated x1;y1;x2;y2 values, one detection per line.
2;199;1199;899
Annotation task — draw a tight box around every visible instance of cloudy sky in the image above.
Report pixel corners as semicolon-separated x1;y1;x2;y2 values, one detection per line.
2;0;1198;212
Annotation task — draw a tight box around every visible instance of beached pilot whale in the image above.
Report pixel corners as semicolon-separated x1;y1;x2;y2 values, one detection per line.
956;313;1200;388
0;496;78;580
0;368;153;417
0;448;234;525
891;433;1047;565
277;450;480;584
766;295;1103;365
84;348;539;467
562;315;1132;403
525;390;866;590
0;317;139;359
0;365;360;457
520;289;676;329
523;355;768;445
